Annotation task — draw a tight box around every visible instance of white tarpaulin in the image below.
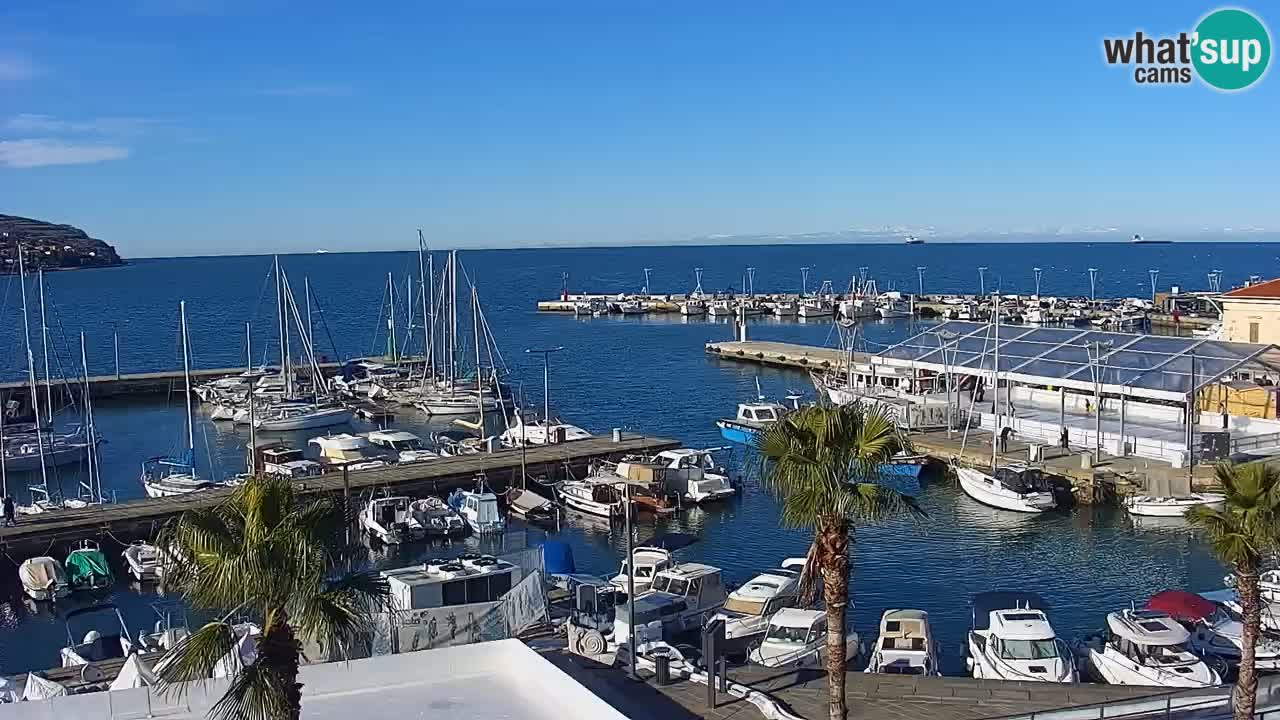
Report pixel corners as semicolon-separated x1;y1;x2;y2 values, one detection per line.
109;654;158;691
374;570;548;655
20;675;66;701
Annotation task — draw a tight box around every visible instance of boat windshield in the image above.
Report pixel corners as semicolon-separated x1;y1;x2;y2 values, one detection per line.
880;663;927;675
651;576;689;596
392;438;425;451
765;624;811;644
722;596;767;616
997;638;1059;660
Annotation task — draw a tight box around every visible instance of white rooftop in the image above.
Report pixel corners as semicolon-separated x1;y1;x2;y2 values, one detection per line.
0;640;626;720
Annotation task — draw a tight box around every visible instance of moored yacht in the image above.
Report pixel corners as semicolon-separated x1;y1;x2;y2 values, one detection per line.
967;591;1076;682
772;299;798;317
499;414;592;447
409;496;467;537
636;448;736;503
797;297;832;318
712;558;806;645
1079;608;1221;687
448;487;505;534
749;609;859;669
18;556;70;601
141;454;217;498
1124;493;1226;517
308;433;390;471
359;495;423;544
955;463;1056;513
122;541;165;582
557;477;625;518
366;429;438;463
864;609;941;676
255;403;353;432
610;532;699;596
614;563;727;647
716;402;786;446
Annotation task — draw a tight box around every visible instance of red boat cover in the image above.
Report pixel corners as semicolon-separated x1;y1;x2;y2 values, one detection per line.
1146;590;1216;622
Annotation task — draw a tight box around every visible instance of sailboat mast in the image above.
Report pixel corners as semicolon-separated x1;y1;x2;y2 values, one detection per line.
405;273;414;363
180;301;194;454
991;291;1000;471
472;284;485;431
387;272;398;363
37;268;53;423
247;322;257;475
424;237;435;381
274;256;291;397
304;275;314;352
79;332;100;502
17;248;50;496
450;251;458;382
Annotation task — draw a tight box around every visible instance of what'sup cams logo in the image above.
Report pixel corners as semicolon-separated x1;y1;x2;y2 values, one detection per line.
1103;7;1270;90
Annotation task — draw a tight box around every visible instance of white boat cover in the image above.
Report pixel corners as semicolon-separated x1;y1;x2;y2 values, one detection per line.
21;674;67;701
109;654;158;691
509;489;553;514
214;626;259;678
18;557;62;592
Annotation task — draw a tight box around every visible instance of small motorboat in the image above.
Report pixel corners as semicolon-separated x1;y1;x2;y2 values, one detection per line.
864;609;941;676
557;478;625;519
772;300;798;317
1079;608;1220;687
712;558;806;647
448;487;505;534
748;608;859;669
141;455;217;498
636;448;737;504
498;415;592;447
1187;590;1280;669
366;430;438;463
122;541;164;582
504;487;557;524
878;452;929;479
1124;494;1226;517
610;533;700;596
966;591;1076;682
65;540;114;592
18;557;71;601
308;433;390;472
716;402;786;446
955;463;1056;513
359;495;423;545
60;604;133;667
409;496;468;537
614;563;728;647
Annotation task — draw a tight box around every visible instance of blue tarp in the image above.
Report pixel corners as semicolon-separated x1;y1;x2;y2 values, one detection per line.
542;541;576;575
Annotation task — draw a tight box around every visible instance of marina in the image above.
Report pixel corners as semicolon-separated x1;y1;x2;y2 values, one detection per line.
0;244;1275;714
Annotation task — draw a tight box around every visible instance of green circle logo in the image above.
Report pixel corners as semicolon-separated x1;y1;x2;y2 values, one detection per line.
1193;8;1271;90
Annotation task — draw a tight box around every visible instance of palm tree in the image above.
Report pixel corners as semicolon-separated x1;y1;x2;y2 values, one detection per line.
1186;462;1280;720
757;403;925;720
155;476;389;720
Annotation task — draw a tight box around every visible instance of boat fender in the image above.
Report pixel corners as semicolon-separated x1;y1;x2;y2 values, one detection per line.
577;629;607;656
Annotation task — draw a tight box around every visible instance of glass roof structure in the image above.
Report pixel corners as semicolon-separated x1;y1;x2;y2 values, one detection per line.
873;321;1280;402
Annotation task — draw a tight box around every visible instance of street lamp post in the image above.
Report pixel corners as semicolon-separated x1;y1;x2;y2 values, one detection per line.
1033;267;1042;298
978;267;988;297
1149;269;1159;304
642;267;652;295
801;267;811;297
1088;268;1099;307
936;330;957;437
916;266;927;297
525;347;565;424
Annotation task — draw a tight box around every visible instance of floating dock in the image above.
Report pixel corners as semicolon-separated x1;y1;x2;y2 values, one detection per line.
704;340;868;371
0;433;678;562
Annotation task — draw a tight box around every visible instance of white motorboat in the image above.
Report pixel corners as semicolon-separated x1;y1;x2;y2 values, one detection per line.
876;296;912;319
797;298;832;318
956;464;1056;513
308;433;390;472
122;541;165;582
60;604;134;667
359;495;423;544
717;401;787;446
409;496;468;537
18;557;70;601
864;609;941;676
772;300;798;317
499;415;592;447
557;478;626;518
1080;609;1220;687
252;442;324;480
618;299;645;315
707;300;735;317
1186;590;1280;669
504;487;557;524
680;298;707;316
614;563;728;647
366;430;438;463
1124;494;1226;517
255;404;353;432
610;532;699;596
967;591;1076;682
638;448;736;503
448;488;505;534
748;608;859;669
712;558;806;644
1024;307;1052;325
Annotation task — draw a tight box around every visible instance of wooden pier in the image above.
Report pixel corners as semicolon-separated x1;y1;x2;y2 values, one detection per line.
0;363;337;400
0;433;678;562
704;340;868;372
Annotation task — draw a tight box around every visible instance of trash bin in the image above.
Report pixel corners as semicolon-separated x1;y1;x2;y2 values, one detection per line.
651;648;672;686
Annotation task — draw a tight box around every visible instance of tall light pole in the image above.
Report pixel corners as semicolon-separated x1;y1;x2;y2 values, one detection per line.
746;267;756;297
936;330;957;437
525;347;564;424
1149;269;1159;304
916;266;927;297
642;267;652;295
1033;267;1042;298
801;267;811;297
1088;268;1099;307
1087;341;1113;464
978;267;988;297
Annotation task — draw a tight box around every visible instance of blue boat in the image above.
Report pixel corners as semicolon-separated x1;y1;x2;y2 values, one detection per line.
877;454;928;479
716;402;787;446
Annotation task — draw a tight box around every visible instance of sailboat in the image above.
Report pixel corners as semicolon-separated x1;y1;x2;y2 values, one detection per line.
254;259;353;432
953;297;1056;513
141;302;217;498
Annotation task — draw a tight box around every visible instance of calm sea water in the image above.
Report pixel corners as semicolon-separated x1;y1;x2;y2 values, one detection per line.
0;241;1266;675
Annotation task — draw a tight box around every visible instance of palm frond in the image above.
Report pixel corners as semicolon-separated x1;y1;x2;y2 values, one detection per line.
292;570;391;660
154;621;239;691
206;660;294;720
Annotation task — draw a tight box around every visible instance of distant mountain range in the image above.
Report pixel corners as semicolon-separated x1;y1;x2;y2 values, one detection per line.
0;214;124;272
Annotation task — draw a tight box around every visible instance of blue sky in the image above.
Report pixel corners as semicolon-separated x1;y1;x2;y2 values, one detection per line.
1;0;1277;256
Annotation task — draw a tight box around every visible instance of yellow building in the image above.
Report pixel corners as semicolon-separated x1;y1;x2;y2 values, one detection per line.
1222;278;1280;345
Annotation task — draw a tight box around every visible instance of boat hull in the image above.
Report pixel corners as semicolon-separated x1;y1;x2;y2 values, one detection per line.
717;420;759;446
256;407;353;432
4;443;90;472
560;493;618;518
1125;495;1226;517
956;467;1054;513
